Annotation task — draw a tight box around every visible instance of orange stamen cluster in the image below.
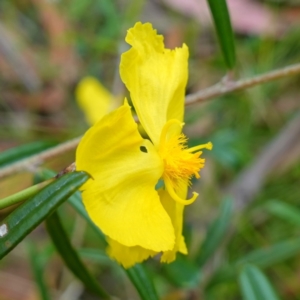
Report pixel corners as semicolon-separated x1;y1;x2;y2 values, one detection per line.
158;119;212;205
160;133;205;187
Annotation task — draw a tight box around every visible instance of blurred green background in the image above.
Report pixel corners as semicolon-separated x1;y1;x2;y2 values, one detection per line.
1;0;300;299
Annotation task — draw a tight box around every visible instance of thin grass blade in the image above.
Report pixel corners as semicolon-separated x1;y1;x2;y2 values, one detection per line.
206;0;236;69
39;168;159;300
236;238;300;269
209;237;300;287
125;264;159;300
239;265;280;300
264;200;300;226
195;197;232;267
0;141;56;168
45;211;109;299
27;241;51;300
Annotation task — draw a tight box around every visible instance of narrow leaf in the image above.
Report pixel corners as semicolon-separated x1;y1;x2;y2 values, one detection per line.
79;248;112;265
163;254;200;287
38;168;159;300
35;169;106;244
0;171;89;259
78;248;160;300
45;211;109;299
239;265;280;300
0;141;56;168
207;0;236;69
195;198;232;267
71;194;160;300
208;238;300;287
264;200;300;226
0;179;53;210
236;238;300;269
27;241;51;300
125;264;159;300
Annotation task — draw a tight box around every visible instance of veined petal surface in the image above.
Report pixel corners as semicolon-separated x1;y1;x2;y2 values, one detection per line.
76;103;175;251
107;238;157;268
120;22;189;146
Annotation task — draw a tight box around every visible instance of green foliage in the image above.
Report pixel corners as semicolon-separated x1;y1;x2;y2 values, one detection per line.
126;264;160;300
163;254;200;287
195;198;233;267
36;168;161;300
263;200;300;226
236;238;300;269
0;172;89;259
209;237;300;287
1;1;300;299
239;265;280;300
206;0;236;69
36;169;107;244
45;211;110;298
0;141;56;168
27;241;51;300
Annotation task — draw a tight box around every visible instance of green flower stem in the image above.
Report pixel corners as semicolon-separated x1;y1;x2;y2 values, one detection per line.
0;179;53;210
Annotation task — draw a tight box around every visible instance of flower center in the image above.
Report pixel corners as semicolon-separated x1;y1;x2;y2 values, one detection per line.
158;119;212;205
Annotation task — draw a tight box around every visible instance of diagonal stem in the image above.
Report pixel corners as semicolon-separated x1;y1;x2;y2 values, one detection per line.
0;137;81;180
0;179;53;209
1;62;300;179
185;62;300;105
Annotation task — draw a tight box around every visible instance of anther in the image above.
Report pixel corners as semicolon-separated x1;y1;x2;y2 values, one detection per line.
187;142;213;153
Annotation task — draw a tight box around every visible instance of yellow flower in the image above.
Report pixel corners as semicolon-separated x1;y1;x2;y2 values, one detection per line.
75;76;120;125
76;22;212;268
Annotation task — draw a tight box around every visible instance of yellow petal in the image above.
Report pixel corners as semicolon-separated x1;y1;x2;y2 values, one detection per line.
107;237;157;268
179;236;188;254
120;22;189;146
75;76;115;125
159;184;188;263
76;103;175;251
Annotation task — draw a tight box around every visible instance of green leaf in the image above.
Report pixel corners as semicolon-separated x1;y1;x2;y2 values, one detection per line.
37;168;158;300
125;264;159;300
78;248;160;300
195;198;232;267
163;254;201;287
27;241;51;300
34;169;106;244
264;200;300;226
236;238;300;269
72;195;160;300
45;211;109;299
79;248;113;265
239;265;280;300
207;0;236;69
0;141;56;168
208;238;300;287
0;179;53;210
0;171;89;259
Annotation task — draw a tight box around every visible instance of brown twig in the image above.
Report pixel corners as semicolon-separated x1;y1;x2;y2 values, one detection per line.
1;63;300;180
0;137;81;180
228;112;300;211
201;113;300;287
185;62;300;105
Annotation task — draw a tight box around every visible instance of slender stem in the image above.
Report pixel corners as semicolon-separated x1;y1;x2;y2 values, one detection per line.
185;62;300;105
0;137;81;180
1;63;300;180
0;179;53;209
